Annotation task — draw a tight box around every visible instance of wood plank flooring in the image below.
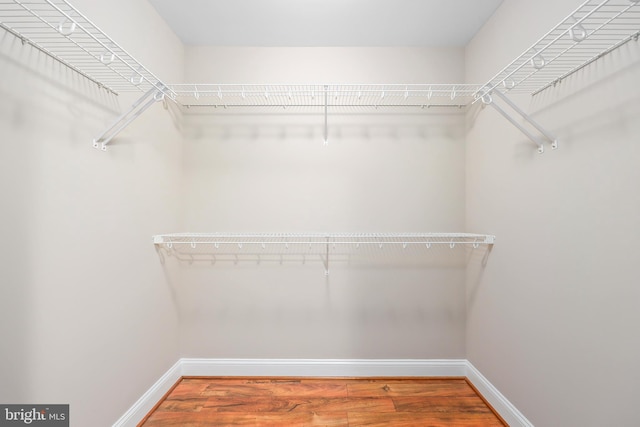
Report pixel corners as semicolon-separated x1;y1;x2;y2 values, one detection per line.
139;377;507;426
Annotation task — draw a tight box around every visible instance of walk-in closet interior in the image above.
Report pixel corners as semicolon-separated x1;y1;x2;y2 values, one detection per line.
1;0;639;425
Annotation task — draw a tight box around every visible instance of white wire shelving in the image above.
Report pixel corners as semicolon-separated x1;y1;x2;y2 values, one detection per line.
153;233;496;275
153;232;496;246
0;0;169;96
169;84;481;145
474;0;640;154
1;0;639;152
170;84;480;110
480;0;640;96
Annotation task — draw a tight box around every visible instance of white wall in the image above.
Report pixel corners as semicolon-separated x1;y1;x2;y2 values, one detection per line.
0;0;183;425
170;47;474;359
465;0;640;425
6;0;639;424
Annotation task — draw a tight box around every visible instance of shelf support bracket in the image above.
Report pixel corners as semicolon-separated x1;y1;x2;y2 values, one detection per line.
482;89;557;154
323;85;328;145
93;85;167;151
323;236;330;276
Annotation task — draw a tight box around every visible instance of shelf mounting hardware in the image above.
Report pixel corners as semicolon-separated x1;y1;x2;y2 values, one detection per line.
481;89;557;154
472;0;640;153
323;235;330;275
93;85;168;151
323;85;329;145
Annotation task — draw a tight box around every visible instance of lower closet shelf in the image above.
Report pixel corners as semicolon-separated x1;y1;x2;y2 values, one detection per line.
152;232;495;274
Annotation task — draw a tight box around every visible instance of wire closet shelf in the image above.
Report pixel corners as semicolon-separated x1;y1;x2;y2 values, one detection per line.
153;233;495;274
169;84;482;110
1;0;638;104
479;0;640;98
0;0;169;95
153;233;496;248
2;0;639;152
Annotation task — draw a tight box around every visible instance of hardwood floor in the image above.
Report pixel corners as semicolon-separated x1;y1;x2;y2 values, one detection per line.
139;377;507;426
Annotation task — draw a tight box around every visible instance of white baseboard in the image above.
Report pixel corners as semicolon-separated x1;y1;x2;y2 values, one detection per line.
465;361;534;427
180;358;467;377
111;360;182;427
113;358;533;427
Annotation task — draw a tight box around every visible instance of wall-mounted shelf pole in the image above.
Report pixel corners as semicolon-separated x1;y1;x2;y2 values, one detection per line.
323;85;328;145
324;236;330;275
92;86;167;151
481;89;557;153
493;90;558;151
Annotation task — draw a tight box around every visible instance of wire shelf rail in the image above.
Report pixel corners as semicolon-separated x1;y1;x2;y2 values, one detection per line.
169;84;482;110
154;233;495;251
0;0;170;95
480;0;640;96
154;232;495;246
153;233;495;275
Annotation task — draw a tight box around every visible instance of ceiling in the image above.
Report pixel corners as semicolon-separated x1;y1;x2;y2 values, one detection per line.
148;0;504;47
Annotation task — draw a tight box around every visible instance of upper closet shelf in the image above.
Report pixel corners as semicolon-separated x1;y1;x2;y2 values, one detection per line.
2;0;639;152
169;84;482;110
153;233;496;247
480;0;640;97
0;0;167;95
4;0;637;101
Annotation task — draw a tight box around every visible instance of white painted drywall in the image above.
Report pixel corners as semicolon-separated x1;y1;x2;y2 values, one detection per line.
0;0;183;425
170;46;474;359
465;0;640;425
6;0;639;424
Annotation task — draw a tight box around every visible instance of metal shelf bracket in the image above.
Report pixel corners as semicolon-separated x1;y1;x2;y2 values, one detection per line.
92;85;168;151
323;85;328;146
480;89;557;154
